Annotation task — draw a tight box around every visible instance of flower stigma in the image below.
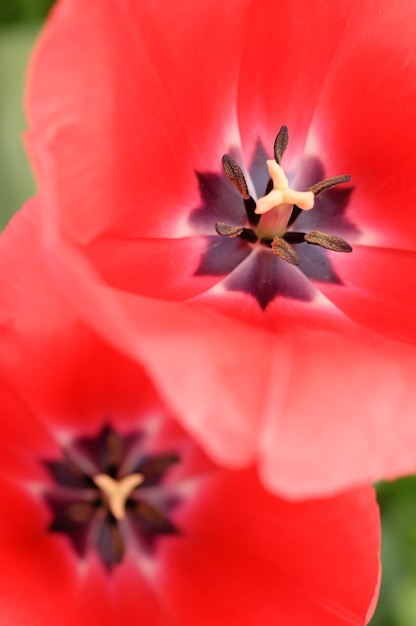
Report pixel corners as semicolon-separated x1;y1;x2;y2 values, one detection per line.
93;472;145;520
255;160;315;215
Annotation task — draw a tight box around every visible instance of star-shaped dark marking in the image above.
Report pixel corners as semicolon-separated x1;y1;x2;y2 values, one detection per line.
187;139;360;310
43;425;180;569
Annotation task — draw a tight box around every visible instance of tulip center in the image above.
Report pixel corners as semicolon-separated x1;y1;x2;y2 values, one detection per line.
217;126;353;266
190;125;358;309
43;425;180;568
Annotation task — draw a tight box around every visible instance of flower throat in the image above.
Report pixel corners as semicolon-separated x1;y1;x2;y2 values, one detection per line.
43;426;180;569
189;124;358;309
216;125;353;266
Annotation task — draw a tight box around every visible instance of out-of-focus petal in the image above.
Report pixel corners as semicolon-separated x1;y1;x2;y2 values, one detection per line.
28;148;416;495
259;330;416;497
160;470;380;625
0;382;380;625
0;200;273;467
0;475;165;626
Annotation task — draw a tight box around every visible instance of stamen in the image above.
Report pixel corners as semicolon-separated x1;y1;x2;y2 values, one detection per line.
308;175;351;197
215;222;244;238
67;502;95;522
274;125;289;164
106;430;124;467
214;127;355;285
215;222;258;243
255;160;315;215
93;473;145;520
222;154;249;199
271;237;300;266
138;452;180;477
304;231;353;253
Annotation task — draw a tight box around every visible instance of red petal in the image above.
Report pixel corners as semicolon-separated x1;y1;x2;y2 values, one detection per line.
27;0;251;242
0;201;171;435
0;475;79;626
0;404;379;625
109;559;166;626
43;245;272;467
315;245;416;343
0;474;164;625
85;234;225;300
160;470;380;625
259;329;416;497
308;1;416;249
237;0;357;168
32;150;416;495
0;381;58;479
0;200;271;467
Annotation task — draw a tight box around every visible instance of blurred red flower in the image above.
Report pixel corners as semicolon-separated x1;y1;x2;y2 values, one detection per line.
0;204;380;625
23;0;416;496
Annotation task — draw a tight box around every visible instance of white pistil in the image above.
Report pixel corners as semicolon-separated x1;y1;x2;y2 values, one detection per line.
255;160;315;215
93;473;145;520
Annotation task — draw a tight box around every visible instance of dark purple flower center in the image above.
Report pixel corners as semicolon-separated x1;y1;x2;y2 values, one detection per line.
189;126;359;309
43;425;180;569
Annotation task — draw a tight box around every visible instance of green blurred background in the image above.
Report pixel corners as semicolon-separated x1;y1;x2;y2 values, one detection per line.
0;0;54;228
1;3;415;624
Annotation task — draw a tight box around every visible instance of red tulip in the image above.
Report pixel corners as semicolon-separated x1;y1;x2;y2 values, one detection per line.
0;205;380;624
23;0;416;496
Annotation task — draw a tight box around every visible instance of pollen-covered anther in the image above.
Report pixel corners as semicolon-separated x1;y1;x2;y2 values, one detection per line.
255;160;315;215
222;154;250;199
93;473;145;520
271;237;300;266
308;174;351;197
215;222;258;243
304;231;353;253
215;222;244;238
67;502;95;523
274;125;289;164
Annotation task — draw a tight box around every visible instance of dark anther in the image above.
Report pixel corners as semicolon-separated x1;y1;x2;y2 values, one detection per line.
106;430;124;468
274;125;289;164
216;222;244;238
67;502;95;523
222;154;260;227
271;237;300;266
265;126;289;199
138;453;180;480
107;523;124;565
308;174;351;197
222;154;249;199
304;231;353;253
216;222;258;243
